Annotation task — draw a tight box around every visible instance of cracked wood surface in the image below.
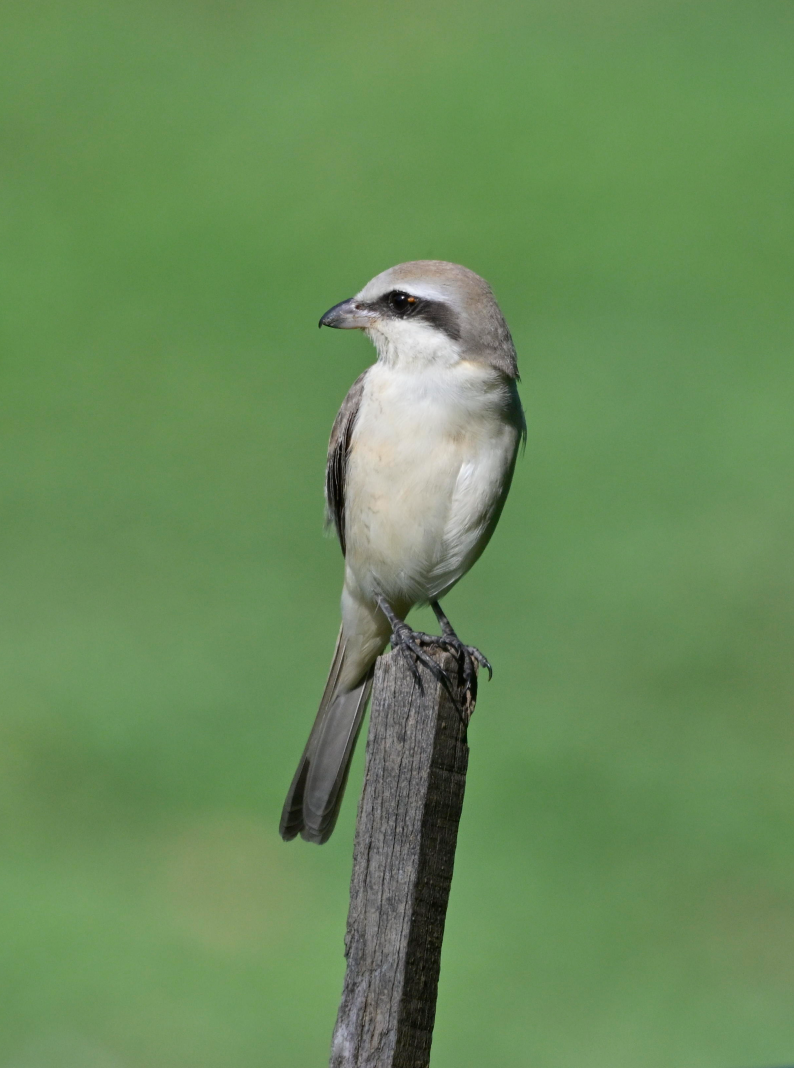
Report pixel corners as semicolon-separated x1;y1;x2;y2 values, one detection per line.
329;648;470;1068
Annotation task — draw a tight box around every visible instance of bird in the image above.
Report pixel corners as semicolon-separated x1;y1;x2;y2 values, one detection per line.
279;260;525;845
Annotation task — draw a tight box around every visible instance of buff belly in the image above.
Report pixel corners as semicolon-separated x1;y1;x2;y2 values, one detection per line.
342;360;522;611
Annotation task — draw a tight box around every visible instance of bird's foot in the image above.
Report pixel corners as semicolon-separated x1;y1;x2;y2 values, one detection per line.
436;634;492;715
430;600;493;719
388;620;452;692
376;597;459;701
378;598;491;723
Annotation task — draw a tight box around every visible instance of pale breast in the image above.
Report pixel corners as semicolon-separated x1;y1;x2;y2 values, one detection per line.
343;360;522;606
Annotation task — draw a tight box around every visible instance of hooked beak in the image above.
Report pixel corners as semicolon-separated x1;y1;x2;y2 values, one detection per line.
318;298;378;330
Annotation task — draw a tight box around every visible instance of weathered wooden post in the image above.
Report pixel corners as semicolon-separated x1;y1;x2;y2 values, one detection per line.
329;647;471;1068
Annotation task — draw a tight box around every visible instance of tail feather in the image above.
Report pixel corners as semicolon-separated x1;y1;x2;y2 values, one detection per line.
280;627;374;844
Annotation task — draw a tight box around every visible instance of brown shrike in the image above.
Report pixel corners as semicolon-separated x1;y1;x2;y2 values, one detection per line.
280;261;525;844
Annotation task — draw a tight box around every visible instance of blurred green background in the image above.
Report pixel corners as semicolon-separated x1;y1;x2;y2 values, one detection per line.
1;1;793;1065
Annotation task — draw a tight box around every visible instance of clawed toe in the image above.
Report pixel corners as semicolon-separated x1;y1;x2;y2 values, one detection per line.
403;635;491;717
379;597;492;723
435;637;481;713
394;630;488;723
391;624;450;693
436;636;491;679
467;646;493;681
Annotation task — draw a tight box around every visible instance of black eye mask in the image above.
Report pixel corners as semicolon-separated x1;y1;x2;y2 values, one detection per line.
371;290;462;342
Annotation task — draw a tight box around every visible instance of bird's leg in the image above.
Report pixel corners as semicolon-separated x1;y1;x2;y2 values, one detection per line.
377;597;456;697
430;601;493;714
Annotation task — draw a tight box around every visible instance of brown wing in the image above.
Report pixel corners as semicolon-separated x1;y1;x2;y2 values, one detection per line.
325;370;368;556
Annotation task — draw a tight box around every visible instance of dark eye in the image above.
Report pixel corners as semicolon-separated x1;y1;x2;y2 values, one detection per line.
387;291;417;314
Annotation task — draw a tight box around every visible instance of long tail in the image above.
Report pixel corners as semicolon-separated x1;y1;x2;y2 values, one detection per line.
279;627;375;844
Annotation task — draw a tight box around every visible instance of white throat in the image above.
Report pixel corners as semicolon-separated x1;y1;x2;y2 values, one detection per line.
365;320;462;371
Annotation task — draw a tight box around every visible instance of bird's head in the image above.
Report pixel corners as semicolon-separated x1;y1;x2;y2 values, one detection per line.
319;260;519;378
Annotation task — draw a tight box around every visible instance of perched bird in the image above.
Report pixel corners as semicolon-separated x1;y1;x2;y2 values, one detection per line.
280;260;525;844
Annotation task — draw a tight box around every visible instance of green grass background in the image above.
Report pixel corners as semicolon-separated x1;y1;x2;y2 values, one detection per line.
1;2;793;1065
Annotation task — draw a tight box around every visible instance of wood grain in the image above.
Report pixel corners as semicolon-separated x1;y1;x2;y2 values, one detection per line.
329;647;470;1068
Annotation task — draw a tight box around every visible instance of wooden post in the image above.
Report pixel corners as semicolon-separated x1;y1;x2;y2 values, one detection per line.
329;647;471;1068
